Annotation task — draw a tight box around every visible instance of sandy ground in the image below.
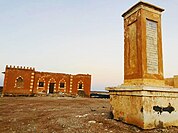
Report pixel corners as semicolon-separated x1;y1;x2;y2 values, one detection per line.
0;96;178;133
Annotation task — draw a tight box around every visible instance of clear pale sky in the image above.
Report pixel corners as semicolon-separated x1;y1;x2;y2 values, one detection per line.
0;0;178;91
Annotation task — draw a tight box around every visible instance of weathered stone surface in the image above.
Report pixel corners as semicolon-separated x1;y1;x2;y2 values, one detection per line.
146;20;158;74
123;1;164;82
124;79;165;87
107;86;178;129
165;75;178;88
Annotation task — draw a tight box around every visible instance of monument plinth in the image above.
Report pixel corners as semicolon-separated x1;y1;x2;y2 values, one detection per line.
106;1;178;129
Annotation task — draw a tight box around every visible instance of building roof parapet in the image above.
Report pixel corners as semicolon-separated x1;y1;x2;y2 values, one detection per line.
35;72;91;77
5;65;91;76
6;65;35;71
35;71;69;75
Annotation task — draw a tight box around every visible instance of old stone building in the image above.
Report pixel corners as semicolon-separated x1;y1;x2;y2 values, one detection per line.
2;65;91;97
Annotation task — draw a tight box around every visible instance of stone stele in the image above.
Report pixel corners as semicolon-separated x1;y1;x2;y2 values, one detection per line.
106;1;178;129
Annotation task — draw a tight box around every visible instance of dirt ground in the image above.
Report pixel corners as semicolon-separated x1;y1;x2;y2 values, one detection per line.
0;97;178;133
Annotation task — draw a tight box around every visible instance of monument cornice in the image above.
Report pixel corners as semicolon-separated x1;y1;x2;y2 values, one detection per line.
122;1;164;18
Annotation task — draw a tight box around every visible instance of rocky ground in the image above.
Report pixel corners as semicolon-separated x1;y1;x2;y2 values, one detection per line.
0;96;178;133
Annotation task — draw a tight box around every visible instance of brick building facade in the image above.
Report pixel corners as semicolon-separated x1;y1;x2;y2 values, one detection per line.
2;65;91;97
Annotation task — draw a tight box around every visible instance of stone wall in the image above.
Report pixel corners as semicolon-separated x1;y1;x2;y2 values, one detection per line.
165;78;174;87
165;76;178;88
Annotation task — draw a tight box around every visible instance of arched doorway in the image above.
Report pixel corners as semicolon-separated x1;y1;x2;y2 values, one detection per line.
49;83;55;93
48;78;56;94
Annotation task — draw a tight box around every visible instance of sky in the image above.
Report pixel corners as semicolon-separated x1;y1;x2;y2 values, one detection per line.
0;0;178;91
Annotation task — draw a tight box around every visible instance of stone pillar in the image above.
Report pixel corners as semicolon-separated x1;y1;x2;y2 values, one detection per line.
106;1;178;129
123;1;165;86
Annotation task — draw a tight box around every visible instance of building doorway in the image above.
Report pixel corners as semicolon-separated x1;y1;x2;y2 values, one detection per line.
49;83;55;93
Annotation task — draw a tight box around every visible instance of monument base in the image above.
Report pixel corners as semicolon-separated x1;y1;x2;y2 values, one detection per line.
124;79;166;87
106;85;178;129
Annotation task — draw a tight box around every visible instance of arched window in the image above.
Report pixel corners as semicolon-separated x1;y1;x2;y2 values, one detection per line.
60;82;65;88
37;77;45;88
39;82;44;87
59;79;66;93
78;81;84;90
37;77;46;93
15;77;24;88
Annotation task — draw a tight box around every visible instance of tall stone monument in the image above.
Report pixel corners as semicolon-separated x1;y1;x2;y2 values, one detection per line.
106;1;178;129
123;1;164;87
